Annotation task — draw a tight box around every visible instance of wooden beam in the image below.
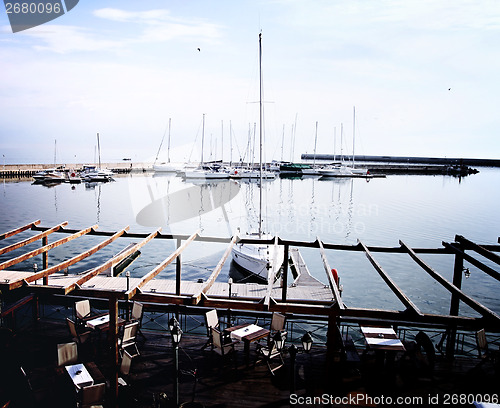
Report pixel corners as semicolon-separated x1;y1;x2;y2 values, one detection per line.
0;222;68;255
0;225;98;271
5;226;130;291
64;228;161;294
193;234;238;304
124;230;198;300
455;235;500;266
0;220;41;240
400;240;500;323
317;237;345;310
443;241;500;282
358;239;423;316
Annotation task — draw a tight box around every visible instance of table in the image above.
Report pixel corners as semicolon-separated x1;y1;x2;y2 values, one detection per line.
65;363;93;389
360;326;405;352
85;314;125;331
225;323;270;364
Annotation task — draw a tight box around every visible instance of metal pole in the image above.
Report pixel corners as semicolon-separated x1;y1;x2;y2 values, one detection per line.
174;342;179;407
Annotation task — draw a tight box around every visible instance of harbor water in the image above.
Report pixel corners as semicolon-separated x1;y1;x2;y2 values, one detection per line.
1;167;499;317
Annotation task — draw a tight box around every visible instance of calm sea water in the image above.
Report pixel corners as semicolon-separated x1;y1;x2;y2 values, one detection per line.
1;167;499;317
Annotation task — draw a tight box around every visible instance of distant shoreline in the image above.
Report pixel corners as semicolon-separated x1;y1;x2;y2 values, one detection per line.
301;154;500;167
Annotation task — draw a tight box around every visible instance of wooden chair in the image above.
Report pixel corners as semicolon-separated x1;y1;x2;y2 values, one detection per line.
130;301;145;338
119;322;140;358
255;333;285;375
211;327;238;358
75;300;92;321
203;309;220;350
270;312;286;334
66;318;92;345
57;342;78;367
118;350;134;387
79;383;106;408
476;329;489;359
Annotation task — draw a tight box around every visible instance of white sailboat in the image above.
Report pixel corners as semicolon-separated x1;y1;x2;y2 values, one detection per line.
232;33;284;282
301;121;321;176
344;106;368;175
153;118;183;173
184;114;229;180
82;133;114;182
33;140;65;183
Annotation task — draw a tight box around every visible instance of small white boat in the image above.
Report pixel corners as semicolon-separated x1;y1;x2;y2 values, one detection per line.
229;168;275;179
184;165;229;179
318;165;354;177
33;168;66;183
81;165;114;182
68;170;82;184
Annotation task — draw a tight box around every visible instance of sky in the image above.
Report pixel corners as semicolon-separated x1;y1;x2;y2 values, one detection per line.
1;0;500;165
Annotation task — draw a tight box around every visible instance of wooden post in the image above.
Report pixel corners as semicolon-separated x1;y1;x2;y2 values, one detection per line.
109;295;119;405
281;244;289;303
447;243;464;359
326;303;341;369
42;236;48;285
176;238;182;296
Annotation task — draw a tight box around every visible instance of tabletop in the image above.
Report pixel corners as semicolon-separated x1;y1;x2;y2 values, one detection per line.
65;363;93;389
360;325;406;352
226;323;270;343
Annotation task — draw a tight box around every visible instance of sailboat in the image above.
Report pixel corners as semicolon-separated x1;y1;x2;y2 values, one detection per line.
301;121;321;176
153;118;184;173
82;133;114;182
33;140;65;183
184;114;229;179
231;33;284;282
344;106;368;175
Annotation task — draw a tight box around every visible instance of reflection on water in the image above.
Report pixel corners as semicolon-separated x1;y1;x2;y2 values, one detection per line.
1;169;500;315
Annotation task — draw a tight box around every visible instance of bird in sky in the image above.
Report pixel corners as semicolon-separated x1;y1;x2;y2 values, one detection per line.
197;48;201;52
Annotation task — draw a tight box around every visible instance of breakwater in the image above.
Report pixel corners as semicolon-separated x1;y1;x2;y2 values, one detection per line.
0;162;153;179
301;154;500;167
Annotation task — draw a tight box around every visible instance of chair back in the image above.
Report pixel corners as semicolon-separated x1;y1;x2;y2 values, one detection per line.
57;342;78;366
75;300;91;320
122;322;139;343
206;309;219;331
120;350;133;376
81;383;105;407
476;329;488;357
131;301;143;322
66;318;78;338
270;312;286;332
211;327;223;350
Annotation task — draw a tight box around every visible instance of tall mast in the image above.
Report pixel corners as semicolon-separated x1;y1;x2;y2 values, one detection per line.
201;114;205;165
221;120;224;163
259;32;263;236
167;118;171;163
352;106;356;168
313;121;318;168
97;133;101;168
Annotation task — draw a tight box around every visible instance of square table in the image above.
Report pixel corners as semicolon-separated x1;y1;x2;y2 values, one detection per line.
360;326;405;352
86;314;125;331
225;323;270;364
65;363;93;389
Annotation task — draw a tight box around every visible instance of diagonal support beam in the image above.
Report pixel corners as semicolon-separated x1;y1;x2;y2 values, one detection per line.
0;222;68;255
0;220;41;240
193;234;238;304
359;239;423;316
400;240;500;323
263;236;281;308
0;225;98;271
124;230;198;300
64;228;161;294
455;235;500;266
443;241;500;283
7;226;131;291
317;237;345;310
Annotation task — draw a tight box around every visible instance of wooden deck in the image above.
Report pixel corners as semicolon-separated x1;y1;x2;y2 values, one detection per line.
1;319;498;408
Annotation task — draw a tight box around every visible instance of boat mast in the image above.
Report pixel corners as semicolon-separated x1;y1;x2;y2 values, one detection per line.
201;114;205;166
167;117;171;163
352;106;355;168
313;121;318;168
259;32;263;236
97;133;101;169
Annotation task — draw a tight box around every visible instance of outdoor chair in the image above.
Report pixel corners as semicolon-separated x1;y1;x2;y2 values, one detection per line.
79;383;106;408
130;301;145;338
66;318;92;345
75;300;92;320
476;329;489;360
118;350;134;387
211;327;238;359
255;332;285;375
270;312;286;334
202;309;221;350
57;342;78;366
119;322;140;358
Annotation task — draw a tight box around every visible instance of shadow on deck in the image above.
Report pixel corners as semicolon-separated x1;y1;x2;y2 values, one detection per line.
0;319;498;408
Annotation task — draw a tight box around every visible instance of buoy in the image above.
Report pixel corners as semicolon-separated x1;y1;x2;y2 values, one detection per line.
331;268;339;286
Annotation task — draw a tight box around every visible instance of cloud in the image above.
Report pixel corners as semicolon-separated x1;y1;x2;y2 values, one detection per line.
94;8;223;43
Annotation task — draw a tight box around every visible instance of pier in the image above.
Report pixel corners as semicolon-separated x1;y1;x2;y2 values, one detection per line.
1;221;499;406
